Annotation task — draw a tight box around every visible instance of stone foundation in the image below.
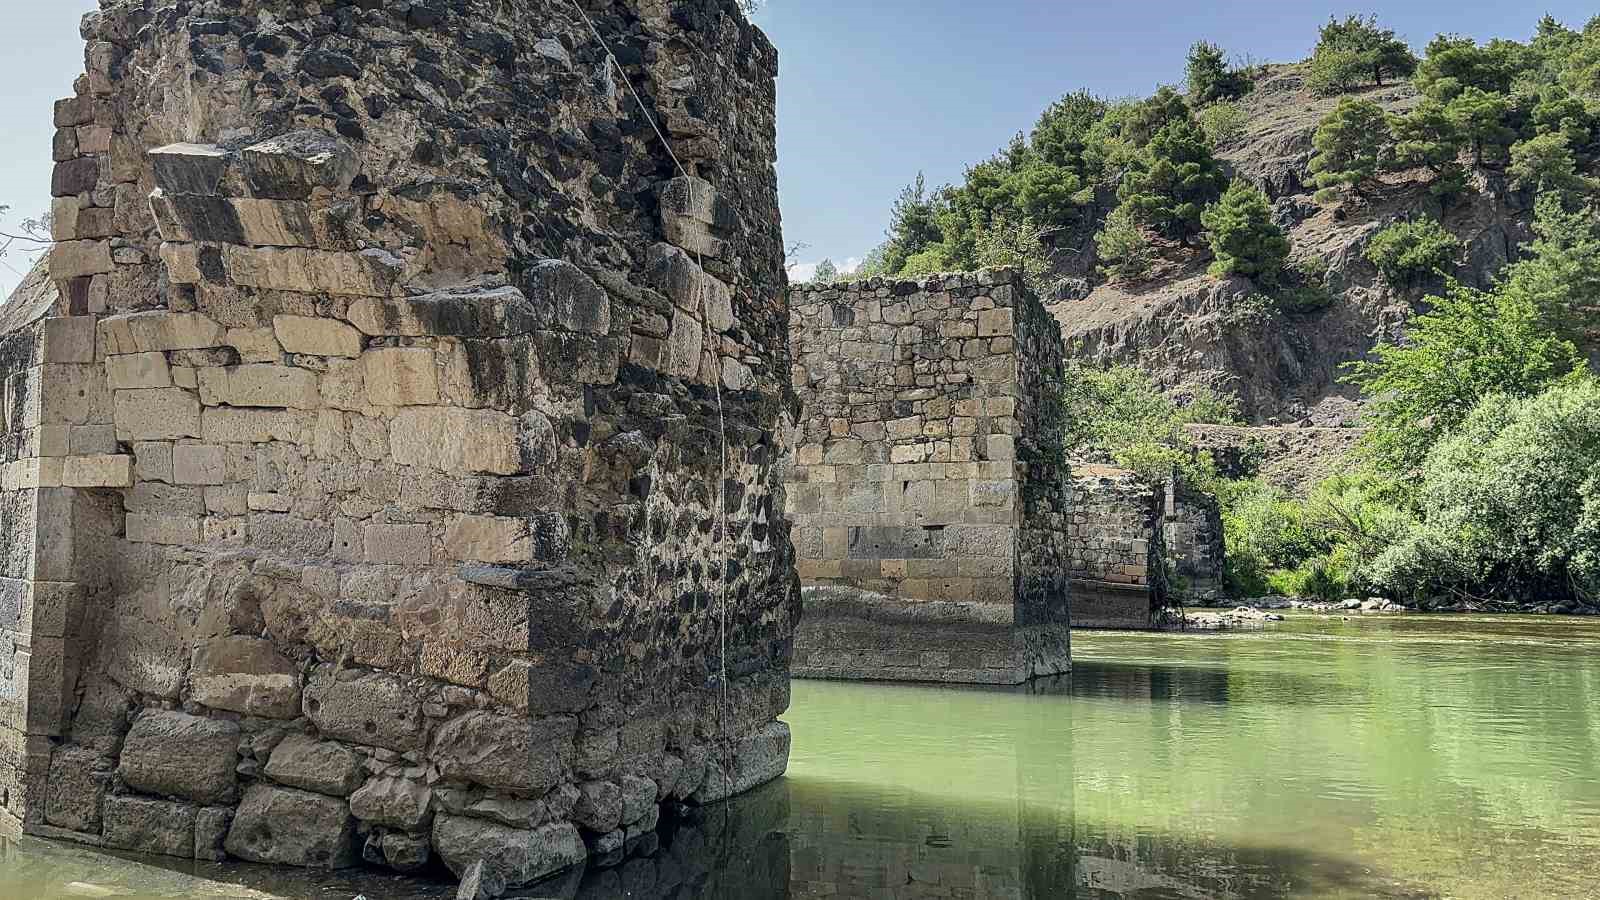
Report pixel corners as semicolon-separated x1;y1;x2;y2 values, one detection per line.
1067;465;1166;629
2;0;798;892
786;272;1071;683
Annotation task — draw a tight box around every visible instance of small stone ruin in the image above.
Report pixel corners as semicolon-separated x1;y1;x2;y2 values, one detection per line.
1;0;798;891
785;272;1072;683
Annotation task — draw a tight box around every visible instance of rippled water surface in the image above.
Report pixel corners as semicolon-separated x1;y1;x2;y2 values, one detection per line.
4;613;1599;898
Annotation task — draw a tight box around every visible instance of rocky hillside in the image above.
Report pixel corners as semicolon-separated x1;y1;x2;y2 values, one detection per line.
1048;64;1537;427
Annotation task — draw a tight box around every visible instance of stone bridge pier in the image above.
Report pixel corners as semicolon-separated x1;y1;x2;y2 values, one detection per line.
786;272;1072;683
0;0;798;892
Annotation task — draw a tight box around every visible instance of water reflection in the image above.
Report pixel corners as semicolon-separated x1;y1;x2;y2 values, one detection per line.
8;614;1600;899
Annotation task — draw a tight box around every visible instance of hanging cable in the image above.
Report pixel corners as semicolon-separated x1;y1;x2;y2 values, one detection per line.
564;0;738;784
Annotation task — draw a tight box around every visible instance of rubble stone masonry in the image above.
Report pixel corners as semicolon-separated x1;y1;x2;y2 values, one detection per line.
1;0;799;891
786;272;1071;684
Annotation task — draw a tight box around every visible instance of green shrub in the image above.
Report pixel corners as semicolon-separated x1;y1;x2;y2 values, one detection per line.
1095;204;1154;282
1364;218;1460;288
1367;378;1600;606
1202;180;1290;281
1197;100;1248;147
1059;361;1238;489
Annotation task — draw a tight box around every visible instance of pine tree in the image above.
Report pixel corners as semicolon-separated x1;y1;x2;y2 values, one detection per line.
1306;15;1417;96
1310;98;1390;202
812;258;840;283
1444;87;1517;166
1186;41;1251;105
1096;203;1154;282
1202;180;1290;280
1117;119;1227;246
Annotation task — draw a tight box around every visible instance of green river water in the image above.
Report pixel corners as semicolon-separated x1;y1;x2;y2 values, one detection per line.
4;612;1598;898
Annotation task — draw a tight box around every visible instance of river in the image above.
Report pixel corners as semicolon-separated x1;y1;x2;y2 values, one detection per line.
5;612;1598;898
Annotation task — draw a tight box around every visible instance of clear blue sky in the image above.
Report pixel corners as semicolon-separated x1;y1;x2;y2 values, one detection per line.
2;2;1592;294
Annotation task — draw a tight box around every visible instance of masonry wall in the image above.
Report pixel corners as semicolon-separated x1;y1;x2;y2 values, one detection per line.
1067;465;1166;629
1163;480;1225;602
786;272;1070;683
4;0;798;891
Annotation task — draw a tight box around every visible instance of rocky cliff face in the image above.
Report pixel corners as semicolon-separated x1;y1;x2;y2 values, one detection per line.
3;0;797;891
1049;65;1538;426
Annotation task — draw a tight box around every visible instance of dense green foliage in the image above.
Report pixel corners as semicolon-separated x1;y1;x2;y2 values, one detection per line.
1202;180;1289;280
1363;217;1460;289
1307;15;1418;96
1117;119;1228;246
1310;98;1390;202
1059;362;1237;487
1187;42;1253;105
1363;380;1600;607
1095;205;1153;282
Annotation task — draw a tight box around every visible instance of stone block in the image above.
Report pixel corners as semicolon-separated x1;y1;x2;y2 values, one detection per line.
40;317;96;364
61;453;133;488
113;387;201;438
118;710;239;804
189;635;301;718
44;745;111;832
362;348;439;406
364;524;432;565
124;513;200;545
523;259;611;334
430;711;575;795
238;130;359;200
443;515;531;564
133;441;173;482
346;286;541;338
99;312;225;354
50;240;114;278
223;245;401;296
149;142;230;195
666;309;703;378
431;815;586;887
106;352;172;389
171;443;226;485
103;795;198;858
263;734;364;796
231;198;317;247
573;780;622;833
158;242;202;284
52;159;100;198
199;364;321;409
348;776;432;830
200;408;308;444
224;784;357;868
273;315;362;358
389;407;521;475
227;327;284;363
302;670;423;752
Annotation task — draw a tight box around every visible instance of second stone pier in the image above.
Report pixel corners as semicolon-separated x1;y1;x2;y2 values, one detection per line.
786;271;1071;684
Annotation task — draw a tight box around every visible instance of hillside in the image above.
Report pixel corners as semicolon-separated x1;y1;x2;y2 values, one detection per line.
1049;64;1536;426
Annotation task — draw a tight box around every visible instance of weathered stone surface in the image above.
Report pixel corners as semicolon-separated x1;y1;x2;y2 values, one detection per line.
224;784;357;868
118;710;239;804
9;0;797;877
188;636;301;718
103;795;197;858
619;774;658;826
263;734;365;797
302;670;424;752
349;776;432;830
272;315;363;358
432;814;585;886
524;259;611;334
430;712;575;796
456;858;505;900
573;780;622;833
44;746;110;832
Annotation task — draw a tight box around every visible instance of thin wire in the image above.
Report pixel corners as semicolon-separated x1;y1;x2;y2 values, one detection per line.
564;0;736;779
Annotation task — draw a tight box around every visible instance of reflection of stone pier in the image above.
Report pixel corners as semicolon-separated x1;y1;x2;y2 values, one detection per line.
786;272;1072;684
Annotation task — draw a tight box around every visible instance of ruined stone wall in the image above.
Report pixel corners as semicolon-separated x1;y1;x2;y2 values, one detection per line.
1067;465;1165;629
786;272;1070;683
5;0;798;890
1163;481;1224;602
